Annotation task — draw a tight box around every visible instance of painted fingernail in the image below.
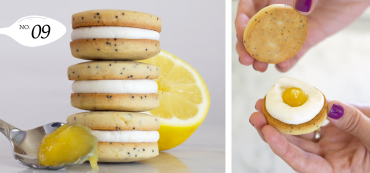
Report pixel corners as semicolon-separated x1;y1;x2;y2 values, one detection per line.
249;119;254;126
295;0;312;12
252;64;256;70
255;105;257;110
328;103;344;119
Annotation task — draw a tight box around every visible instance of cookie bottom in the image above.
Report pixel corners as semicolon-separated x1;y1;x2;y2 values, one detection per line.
70;38;160;60
262;94;327;135
97;142;159;162
71;93;159;111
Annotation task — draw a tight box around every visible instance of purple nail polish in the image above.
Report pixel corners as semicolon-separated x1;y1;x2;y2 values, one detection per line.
295;0;312;12
328;103;344;119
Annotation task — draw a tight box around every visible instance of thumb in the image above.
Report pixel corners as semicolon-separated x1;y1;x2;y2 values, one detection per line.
327;101;370;150
294;0;318;15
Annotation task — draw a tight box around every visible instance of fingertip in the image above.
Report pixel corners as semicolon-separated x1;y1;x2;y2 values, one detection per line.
294;0;318;15
327;100;341;108
255;99;264;113
250;112;267;127
235;13;249;42
262;125;282;144
239;55;254;66
253;61;268;72
275;61;290;73
236;41;254;66
327;101;349;123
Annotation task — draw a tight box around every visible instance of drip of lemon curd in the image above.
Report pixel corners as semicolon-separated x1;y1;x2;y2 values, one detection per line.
37;124;98;169
282;87;308;107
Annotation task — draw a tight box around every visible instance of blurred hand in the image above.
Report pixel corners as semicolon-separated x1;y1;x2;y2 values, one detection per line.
235;0;370;72
250;99;370;172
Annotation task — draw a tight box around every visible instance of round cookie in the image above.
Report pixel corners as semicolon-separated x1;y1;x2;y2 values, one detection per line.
71;93;159;111
262;94;327;135
243;4;308;64
66;112;160;162
97;142;159;162
70;39;161;60
72;9;162;32
68;61;159;80
71;9;161;60
67;112;160;131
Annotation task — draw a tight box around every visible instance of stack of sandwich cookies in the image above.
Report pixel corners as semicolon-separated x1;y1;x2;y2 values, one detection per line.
67;9;162;162
67;112;160;162
71;9;161;60
68;61;159;111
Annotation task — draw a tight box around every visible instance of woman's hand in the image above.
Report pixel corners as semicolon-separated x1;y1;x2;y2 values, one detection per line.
250;99;370;172
235;0;370;72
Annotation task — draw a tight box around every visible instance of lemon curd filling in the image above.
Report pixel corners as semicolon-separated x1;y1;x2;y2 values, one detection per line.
37;124;98;169
282;87;308;107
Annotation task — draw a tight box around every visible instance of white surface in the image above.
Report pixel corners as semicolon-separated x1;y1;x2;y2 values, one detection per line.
91;130;159;143
71;26;160;40
72;79;158;94
0;0;225;172
233;1;370;173
265;77;324;125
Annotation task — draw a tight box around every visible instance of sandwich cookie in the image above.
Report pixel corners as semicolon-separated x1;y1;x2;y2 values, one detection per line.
68;61;159;111
262;77;327;135
67;112;160;162
243;4;308;64
71;9;161;60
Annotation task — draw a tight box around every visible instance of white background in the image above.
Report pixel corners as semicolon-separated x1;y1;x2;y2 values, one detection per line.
0;0;225;172
232;1;370;172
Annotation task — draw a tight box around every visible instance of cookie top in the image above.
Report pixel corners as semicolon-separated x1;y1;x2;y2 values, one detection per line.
72;9;161;32
66;111;160;131
68;61;159;80
243;4;308;64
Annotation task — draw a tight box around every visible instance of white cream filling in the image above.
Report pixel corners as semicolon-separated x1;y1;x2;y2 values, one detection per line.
71;26;160;40
91;130;159;143
72;79;158;94
266;77;324;125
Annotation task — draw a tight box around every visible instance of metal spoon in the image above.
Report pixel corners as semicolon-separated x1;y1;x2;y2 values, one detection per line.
0;119;90;170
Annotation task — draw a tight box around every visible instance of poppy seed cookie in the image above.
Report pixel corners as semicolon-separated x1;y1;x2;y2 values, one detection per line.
66;112;160;162
71;9;161;60
97;142;159;162
70;39;161;60
262;94;327;135
67;112;160;131
68;61;159;80
243;4;308;64
72;9;161;32
71;93;159;112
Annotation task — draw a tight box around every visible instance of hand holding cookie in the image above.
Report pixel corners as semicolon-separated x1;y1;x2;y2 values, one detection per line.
235;0;370;72
250;99;370;172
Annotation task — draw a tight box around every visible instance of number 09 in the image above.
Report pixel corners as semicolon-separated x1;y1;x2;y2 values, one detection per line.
32;25;51;39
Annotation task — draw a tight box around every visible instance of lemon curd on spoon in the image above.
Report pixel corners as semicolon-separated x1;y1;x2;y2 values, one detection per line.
37;124;98;169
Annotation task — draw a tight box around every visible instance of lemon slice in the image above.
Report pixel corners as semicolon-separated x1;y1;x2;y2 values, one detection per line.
139;50;210;151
